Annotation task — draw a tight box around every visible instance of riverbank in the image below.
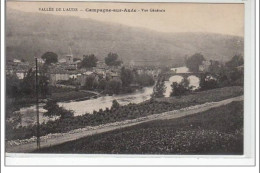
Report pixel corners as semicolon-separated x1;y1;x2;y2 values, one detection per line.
34;100;243;154
6;86;243;141
6;96;243;153
6;89;98;111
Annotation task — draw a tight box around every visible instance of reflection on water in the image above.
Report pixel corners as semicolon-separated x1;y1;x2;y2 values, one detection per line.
164;75;184;97
171;66;190;73
59;86;154;116
15;105;58;127
188;75;200;90
14;66;199;126
16;86;154;126
164;67;200;97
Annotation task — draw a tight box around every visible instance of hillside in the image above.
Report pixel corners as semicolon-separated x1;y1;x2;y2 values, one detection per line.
6;8;244;66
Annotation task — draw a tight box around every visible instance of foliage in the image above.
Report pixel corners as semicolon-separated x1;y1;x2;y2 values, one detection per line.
105;79;122;94
57;78;80;86
120;67;134;87
185;53;205;72
19;68;49;98
199;55;244;90
19;68;36;96
199;73;219;90
73;58;81;62
36;101;243;154
80;54;98;68
43;100;73;119
170;78;192;97
208;60;223;74
105;53;122;66
84;75;96;90
111;100;120;110
225;55;244;69
41;52;58;65
97;79;107;90
6;74;21;98
6;86;243;141
135;73;155;87
152;75;166;98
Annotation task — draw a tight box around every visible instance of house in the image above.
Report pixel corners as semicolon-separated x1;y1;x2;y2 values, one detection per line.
65;54;73;64
49;68;70;85
16;69;27;79
37;58;45;64
78;71;98;87
58;58;67;63
13;59;21;63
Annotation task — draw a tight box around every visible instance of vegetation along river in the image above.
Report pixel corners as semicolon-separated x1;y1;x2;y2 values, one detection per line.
15;66;200;127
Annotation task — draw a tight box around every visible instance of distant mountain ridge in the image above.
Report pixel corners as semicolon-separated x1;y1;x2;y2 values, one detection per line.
6;8;244;66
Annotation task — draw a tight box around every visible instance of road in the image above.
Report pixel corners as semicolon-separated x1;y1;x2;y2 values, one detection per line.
5;95;243;153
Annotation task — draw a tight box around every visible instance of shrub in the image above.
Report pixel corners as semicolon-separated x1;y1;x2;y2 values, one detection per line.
199;74;218;90
43;100;74;118
170;78;192;96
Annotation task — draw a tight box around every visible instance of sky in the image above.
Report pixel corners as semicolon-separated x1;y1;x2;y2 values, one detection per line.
7;2;244;36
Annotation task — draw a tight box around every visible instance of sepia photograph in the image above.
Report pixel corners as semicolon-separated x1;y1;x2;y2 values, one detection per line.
3;0;251;162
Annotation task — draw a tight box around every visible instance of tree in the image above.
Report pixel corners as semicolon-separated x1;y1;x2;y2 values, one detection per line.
208;60;222;74
84;75;95;90
73;58;81;62
120;67;134;87
43;100;73;118
135;73;155;87
111;100;120;109
6;74;21;98
41;52;58;65
226;55;244;69
97;79;107;90
151;75;166;98
20;68;36;96
80;54;98;68
105;53;122;66
185;53;205;72
199;73;219;90
170;78;192;96
105;79;122;94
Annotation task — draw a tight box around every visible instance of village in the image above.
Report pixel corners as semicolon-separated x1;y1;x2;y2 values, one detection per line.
6;51;162;103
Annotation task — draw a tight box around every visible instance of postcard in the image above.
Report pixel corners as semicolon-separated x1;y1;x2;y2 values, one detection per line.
3;0;256;166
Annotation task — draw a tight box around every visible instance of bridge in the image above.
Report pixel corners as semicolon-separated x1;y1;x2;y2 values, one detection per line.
164;71;202;80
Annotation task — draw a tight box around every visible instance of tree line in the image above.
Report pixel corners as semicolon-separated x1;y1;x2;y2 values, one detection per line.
169;54;244;97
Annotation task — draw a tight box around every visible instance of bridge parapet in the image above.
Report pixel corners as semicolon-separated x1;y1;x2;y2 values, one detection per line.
164;71;202;80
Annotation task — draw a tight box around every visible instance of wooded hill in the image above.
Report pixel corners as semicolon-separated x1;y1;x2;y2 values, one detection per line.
6;8;244;66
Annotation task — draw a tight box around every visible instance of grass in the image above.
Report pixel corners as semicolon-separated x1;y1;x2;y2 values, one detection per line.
155;86;243;104
35;101;243;154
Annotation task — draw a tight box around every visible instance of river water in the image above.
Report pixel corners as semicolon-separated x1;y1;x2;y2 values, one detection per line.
14;66;199;126
15;86;154;126
164;67;200;97
59;86;154;116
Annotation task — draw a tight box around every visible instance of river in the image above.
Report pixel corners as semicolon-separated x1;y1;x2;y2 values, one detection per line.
15;86;154;126
14;66;199;126
164;67;200;97
59;86;154;116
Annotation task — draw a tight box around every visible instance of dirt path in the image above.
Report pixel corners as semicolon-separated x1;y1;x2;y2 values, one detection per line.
6;95;243;153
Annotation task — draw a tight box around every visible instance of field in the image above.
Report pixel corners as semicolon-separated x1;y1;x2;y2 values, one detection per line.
155;86;243;104
35;101;243;154
6;86;243;141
